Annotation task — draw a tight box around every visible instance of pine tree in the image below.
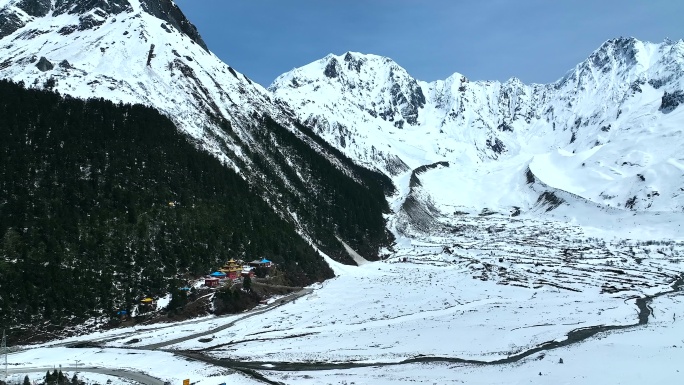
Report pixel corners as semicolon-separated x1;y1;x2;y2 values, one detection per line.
49;370;58;385
166;280;185;314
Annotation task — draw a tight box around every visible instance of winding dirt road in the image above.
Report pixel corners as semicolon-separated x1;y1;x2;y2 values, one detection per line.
138;288;313;350
9;287;315;385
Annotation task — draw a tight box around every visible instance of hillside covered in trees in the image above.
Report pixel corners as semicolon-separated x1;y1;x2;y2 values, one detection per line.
0;80;350;334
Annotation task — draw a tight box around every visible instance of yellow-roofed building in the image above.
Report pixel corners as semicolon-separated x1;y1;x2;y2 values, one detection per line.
222;258;242;279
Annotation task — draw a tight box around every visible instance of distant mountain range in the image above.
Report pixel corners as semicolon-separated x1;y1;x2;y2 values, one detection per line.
270;38;684;215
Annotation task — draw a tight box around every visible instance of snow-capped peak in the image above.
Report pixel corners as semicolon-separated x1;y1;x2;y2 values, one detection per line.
0;0;207;49
0;0;395;263
270;51;425;129
0;0;288;172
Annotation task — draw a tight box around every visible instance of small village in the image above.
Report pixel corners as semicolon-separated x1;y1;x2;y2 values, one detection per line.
133;258;276;317
202;258;274;287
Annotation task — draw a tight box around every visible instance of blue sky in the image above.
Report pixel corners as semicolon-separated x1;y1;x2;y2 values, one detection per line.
176;0;684;87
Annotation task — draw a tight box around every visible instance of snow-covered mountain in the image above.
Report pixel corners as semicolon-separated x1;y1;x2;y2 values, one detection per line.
0;0;275;165
0;0;393;262
2;0;683;244
270;38;684;217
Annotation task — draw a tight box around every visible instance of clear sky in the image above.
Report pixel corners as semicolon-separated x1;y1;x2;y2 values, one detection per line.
175;0;684;87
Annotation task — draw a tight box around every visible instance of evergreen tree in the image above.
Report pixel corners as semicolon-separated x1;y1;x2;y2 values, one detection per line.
165;280;185;314
0;80;327;331
49;370;58;385
57;370;64;385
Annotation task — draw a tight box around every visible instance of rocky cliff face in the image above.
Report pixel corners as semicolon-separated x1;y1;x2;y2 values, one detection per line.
0;0;206;47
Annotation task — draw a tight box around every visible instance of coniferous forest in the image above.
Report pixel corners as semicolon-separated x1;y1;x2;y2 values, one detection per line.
0;80;350;332
248;116;394;262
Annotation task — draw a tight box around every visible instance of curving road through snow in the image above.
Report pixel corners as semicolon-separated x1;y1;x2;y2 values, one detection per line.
138;288;313;350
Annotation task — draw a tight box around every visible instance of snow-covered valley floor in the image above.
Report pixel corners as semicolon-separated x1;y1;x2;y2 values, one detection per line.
8;212;684;384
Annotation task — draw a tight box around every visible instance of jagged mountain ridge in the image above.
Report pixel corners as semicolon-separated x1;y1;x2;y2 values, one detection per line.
270;38;684;214
0;0;393;262
0;0;205;46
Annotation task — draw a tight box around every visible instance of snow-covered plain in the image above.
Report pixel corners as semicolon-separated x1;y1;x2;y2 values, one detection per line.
263;295;684;384
10;211;684;384
174;266;633;362
264;294;684;385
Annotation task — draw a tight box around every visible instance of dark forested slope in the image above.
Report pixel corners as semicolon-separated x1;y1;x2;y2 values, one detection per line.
244;116;394;262
0;80;334;330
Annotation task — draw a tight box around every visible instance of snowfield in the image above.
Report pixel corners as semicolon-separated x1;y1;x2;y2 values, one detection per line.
10;208;683;384
270;38;684;214
262;293;684;385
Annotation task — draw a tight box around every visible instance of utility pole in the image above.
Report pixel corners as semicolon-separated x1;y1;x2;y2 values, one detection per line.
2;329;7;383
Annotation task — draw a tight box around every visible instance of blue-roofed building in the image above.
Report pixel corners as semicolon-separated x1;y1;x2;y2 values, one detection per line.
249;259;274;268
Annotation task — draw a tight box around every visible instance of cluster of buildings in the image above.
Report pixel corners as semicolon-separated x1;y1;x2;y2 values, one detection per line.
127;259;275;316
204;258;274;288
